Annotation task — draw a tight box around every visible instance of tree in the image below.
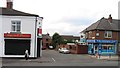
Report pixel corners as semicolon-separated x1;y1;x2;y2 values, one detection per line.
52;32;63;49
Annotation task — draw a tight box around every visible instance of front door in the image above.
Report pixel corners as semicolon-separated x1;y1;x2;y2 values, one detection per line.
94;45;98;54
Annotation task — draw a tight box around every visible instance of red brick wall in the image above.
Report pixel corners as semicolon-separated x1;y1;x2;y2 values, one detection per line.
59;44;88;54
86;30;118;40
42;37;52;49
77;45;88;54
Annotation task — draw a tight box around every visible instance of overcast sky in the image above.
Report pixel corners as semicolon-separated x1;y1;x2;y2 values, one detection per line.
0;0;119;36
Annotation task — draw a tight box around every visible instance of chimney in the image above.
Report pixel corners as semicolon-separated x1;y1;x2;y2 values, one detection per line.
47;33;49;36
6;0;13;9
108;14;112;23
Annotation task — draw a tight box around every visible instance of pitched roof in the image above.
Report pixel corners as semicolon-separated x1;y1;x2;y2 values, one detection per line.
42;34;51;39
0;7;39;17
82;17;120;32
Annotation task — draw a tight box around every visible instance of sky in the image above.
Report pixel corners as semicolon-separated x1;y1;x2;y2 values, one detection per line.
0;0;119;36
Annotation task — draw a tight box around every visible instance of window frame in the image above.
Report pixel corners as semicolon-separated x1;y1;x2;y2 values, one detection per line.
11;20;21;32
96;32;99;37
104;31;112;38
88;31;92;38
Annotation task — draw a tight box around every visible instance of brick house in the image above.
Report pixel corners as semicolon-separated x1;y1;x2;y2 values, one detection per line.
42;33;52;49
81;15;120;55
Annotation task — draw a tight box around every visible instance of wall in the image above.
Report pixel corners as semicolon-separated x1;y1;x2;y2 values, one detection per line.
0;15;3;57
42;35;52;49
70;45;88;54
86;30;118;40
42;37;46;49
59;44;88;54
77;45;88;54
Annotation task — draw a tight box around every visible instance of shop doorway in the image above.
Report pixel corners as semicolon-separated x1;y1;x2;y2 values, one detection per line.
94;45;98;54
5;39;30;55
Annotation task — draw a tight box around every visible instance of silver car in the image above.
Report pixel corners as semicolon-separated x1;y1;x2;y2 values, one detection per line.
58;48;70;54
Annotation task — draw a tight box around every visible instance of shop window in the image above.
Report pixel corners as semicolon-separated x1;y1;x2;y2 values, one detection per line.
108;46;114;50
102;44;114;50
104;31;112;38
102;46;107;50
11;21;21;32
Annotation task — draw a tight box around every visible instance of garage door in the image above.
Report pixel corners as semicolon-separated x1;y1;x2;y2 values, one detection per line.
5;39;30;55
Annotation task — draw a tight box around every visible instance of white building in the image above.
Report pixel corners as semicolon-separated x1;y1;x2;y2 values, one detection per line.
0;0;43;58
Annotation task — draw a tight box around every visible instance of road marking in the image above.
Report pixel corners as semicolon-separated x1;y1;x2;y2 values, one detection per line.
52;58;56;62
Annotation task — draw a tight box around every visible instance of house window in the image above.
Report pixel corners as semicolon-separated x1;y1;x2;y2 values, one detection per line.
96;33;99;37
104;31;112;38
46;39;49;41
85;33;88;38
89;31;92;38
11;21;21;32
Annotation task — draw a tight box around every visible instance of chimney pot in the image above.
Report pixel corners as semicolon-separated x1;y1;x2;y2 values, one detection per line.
47;33;49;36
108;14;112;23
7;0;13;9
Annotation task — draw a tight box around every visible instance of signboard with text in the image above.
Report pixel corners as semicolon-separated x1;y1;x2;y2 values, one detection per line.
4;33;31;38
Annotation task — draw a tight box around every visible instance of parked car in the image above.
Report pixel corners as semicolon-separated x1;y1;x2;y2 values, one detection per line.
49;45;54;49
58;48;70;54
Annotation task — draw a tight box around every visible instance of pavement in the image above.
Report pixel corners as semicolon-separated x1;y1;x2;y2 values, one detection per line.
89;55;120;61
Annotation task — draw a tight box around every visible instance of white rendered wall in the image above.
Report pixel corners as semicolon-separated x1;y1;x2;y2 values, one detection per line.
37;17;43;57
0;15;3;57
2;15;37;57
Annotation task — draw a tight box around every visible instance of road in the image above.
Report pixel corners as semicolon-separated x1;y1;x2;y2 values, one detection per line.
1;50;119;66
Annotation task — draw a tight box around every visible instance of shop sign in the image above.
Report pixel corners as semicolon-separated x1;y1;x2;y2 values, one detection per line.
87;40;117;43
4;33;31;38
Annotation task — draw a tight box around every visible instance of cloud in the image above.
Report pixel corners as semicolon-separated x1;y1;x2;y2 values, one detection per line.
60;17;95;26
43;22;89;36
0;0;119;36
